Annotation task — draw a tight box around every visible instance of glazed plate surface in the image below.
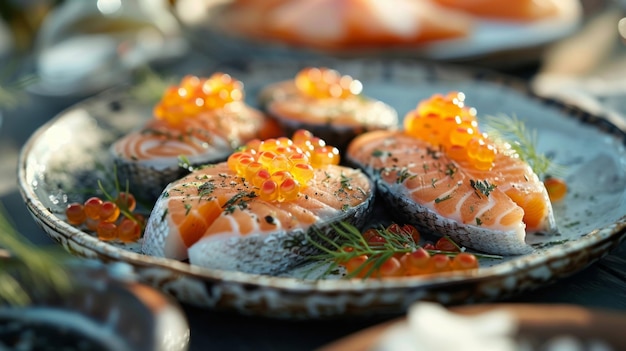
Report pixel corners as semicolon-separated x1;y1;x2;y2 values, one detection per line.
18;59;626;318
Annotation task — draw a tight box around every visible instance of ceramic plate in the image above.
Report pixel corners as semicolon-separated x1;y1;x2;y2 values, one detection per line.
170;0;582;63
18;59;626;319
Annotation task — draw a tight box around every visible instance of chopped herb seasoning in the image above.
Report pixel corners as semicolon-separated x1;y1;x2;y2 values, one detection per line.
431;178;438;188
396;168;415;184
434;194;452;203
445;163;458;178
476;218;482;226
470;179;496;197
340;174;353;190
184;203;192;215
341;204;350;212
198;182;215;199
160;209;169;222
426;147;440;159
222;191;257;214
372;149;390;157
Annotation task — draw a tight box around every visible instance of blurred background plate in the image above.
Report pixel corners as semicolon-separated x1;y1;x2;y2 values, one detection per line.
169;0;583;66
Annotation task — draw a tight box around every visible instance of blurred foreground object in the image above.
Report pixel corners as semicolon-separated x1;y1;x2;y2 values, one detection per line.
0;0;58;54
320;302;626;351
0;205;190;351
29;0;188;98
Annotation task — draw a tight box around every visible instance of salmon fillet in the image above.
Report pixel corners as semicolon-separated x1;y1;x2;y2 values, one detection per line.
142;162;374;274
347;130;556;255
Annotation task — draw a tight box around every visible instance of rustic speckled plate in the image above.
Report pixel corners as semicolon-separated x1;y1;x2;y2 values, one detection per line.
18;59;626;319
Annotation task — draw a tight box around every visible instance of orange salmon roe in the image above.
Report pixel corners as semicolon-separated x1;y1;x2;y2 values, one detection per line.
404;92;497;170
339;223;481;279
154;73;244;126
544;176;567;202
295;67;363;99
227;130;339;202
65;191;144;243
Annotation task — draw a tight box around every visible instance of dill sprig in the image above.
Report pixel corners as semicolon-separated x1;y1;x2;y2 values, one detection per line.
0;72;37;110
305;222;501;279
0;204;72;306
96;164;144;228
484;114;558;178
129;66;176;105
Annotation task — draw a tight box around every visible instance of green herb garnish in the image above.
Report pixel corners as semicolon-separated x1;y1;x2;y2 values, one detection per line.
470;179;496;197
305;222;502;279
222;191;257;214
0;205;71;306
484;114;559;178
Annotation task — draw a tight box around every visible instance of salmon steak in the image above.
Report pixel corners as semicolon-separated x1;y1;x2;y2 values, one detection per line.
142;131;374;275
111;73;274;201
258;67;398;151
346;93;557;255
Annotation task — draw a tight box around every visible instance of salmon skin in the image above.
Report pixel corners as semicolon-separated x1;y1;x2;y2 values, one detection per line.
347;130;557;255
111;102;268;202
142;162;374;275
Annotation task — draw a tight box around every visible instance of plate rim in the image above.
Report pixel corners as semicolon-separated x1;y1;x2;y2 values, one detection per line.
17;58;626;309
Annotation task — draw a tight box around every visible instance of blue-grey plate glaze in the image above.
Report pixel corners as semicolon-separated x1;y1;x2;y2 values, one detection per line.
18;59;626;318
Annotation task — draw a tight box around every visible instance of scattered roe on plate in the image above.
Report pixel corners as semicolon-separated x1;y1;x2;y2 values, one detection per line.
295;67;363;99
154;73;244;126
337;223;479;279
65;192;144;242
544;176;568;202
404;91;498;171
228;129;340;202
